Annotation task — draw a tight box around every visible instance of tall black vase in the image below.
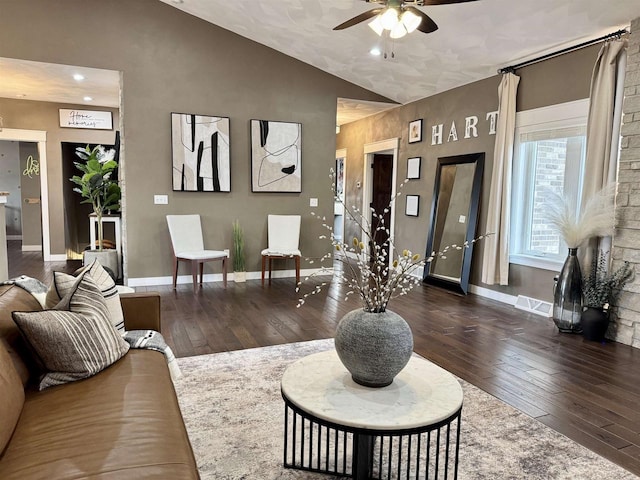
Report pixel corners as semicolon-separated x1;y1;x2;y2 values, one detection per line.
553;247;583;333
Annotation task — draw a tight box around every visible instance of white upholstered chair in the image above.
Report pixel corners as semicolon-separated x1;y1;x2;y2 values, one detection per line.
166;214;228;292
261;214;301;286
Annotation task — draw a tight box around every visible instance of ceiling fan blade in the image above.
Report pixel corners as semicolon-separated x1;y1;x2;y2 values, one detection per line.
421;0;479;5
406;7;438;34
333;8;383;30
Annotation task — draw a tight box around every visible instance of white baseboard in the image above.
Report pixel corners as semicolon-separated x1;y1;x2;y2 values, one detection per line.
468;284;518;305
6;235;22;241
46;254;68;262
127;267;327;287
22;245;42;252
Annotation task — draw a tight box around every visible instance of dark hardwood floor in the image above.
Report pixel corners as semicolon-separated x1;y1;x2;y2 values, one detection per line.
7;239;640;476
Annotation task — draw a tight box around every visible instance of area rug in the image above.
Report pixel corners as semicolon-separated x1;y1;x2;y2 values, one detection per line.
175;339;636;479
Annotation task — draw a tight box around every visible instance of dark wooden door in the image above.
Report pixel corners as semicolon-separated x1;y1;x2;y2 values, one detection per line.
371;154;393;262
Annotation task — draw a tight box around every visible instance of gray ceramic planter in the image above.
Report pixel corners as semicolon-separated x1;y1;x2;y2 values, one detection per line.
334;309;414;388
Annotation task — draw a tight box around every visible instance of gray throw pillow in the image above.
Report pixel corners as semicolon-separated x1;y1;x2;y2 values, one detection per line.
13;272;130;390
45;260;125;333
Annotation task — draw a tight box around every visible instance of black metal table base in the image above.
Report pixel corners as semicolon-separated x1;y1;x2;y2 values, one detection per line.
283;400;462;479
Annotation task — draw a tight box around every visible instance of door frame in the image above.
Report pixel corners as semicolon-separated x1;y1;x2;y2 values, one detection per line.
0;128;53;261
335;148;347;243
362;138;399;266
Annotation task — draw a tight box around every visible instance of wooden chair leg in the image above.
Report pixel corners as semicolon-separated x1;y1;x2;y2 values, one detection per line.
268;257;273;284
261;255;266;286
222;257;227;288
173;258;179;290
295;255;300;285
199;262;204;285
191;261;198;292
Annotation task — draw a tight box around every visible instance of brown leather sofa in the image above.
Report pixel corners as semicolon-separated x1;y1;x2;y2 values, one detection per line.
0;284;200;479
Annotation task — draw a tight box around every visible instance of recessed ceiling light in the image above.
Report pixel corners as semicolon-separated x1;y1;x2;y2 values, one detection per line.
370;47;382;56
73;73;85;81
171;0;184;3
83;96;93;102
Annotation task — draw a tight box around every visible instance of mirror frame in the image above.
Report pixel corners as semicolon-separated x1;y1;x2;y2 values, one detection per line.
423;152;484;294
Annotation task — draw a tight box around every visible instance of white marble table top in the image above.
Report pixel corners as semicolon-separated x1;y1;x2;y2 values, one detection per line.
281;349;463;431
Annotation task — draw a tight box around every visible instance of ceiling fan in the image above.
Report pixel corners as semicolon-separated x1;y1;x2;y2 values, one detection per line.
334;0;479;39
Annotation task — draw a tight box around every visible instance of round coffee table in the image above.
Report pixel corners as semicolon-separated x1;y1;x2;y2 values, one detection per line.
281;349;463;479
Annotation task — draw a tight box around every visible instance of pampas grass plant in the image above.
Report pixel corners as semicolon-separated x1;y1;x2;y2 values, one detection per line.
547;185;615;248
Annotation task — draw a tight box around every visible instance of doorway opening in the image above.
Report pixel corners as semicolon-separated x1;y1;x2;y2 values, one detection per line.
0;129;51;260
362;138;399;268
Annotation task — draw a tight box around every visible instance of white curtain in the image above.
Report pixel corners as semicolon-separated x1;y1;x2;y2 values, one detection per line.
481;73;520;286
581;39;627;267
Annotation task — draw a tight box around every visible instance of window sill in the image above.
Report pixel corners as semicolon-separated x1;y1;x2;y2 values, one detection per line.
509;254;562;272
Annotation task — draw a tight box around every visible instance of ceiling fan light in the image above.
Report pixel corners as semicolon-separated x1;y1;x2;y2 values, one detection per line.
368;16;384;36
401;10;422;33
390;22;407;39
380;8;399;30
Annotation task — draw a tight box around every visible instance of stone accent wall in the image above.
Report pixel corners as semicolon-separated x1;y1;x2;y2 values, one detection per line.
612;17;640;347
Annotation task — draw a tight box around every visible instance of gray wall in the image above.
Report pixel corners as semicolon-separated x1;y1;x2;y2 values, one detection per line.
337;44;601;302
0;0;388;280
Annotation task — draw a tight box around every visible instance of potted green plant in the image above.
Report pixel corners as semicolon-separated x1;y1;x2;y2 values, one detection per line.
581;251;633;342
232;219;246;283
70;145;121;278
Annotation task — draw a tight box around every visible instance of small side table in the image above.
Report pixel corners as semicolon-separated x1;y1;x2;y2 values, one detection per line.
281;350;463;479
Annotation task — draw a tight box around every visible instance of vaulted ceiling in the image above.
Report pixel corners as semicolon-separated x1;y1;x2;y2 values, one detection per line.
1;1;638;126
160;0;639;105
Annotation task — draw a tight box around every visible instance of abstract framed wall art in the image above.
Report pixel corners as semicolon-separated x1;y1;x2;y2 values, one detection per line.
171;113;230;192
251;119;302;193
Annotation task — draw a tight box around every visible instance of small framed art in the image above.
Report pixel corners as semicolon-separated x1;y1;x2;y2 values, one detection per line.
407;157;421;179
408;119;422;144
406;195;420;217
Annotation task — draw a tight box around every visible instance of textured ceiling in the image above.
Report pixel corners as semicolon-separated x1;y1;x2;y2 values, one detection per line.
160;0;639;107
1;1;638;126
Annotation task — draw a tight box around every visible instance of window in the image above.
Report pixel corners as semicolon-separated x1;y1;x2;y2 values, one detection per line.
510;100;589;271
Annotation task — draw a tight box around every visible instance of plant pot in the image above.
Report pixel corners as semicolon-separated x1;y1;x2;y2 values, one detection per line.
581;307;609;342
234;271;246;283
83;249;119;281
334;309;413;388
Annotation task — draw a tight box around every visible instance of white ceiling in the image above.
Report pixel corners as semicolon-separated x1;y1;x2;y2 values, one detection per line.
0;57;120;108
0;1;638;126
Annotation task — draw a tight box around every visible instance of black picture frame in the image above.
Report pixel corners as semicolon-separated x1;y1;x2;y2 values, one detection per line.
171;112;231;192
250;119;302;193
405;195;420;217
407;157;421;179
408;119;423;144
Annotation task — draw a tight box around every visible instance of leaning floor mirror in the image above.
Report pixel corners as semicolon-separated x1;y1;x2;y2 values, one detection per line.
423;152;484;294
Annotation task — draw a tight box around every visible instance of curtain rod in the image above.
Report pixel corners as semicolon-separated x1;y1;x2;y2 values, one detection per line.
497;28;629;74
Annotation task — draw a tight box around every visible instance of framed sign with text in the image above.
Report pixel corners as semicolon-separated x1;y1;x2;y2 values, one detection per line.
59;109;113;130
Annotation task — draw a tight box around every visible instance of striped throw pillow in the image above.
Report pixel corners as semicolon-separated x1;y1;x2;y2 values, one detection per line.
45;260;125;333
12;272;129;390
